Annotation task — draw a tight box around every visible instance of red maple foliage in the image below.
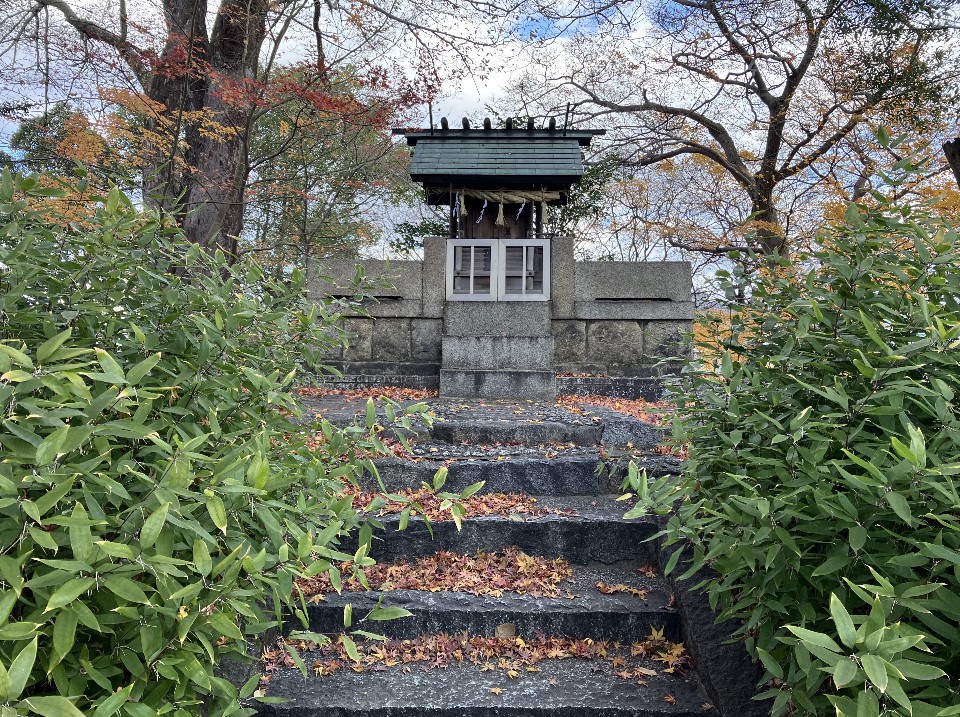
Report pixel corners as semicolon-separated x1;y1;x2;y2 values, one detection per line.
556;395;672;426
262;629;690;681
296;386;438;402
298;547;573;598
345;487;576;522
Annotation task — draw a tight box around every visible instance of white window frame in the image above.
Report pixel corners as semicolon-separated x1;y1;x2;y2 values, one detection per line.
445;239;551;302
497;239;550;302
446;239;498;301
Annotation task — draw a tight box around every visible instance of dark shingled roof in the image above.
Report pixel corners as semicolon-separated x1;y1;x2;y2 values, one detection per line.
396;129;604;189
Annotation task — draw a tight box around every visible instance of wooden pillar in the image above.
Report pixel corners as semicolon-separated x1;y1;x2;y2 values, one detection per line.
944;139;960;189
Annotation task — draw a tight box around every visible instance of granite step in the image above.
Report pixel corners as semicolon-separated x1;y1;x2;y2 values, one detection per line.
301;562;679;642
429;409;599;445
297;396;604;446
366;444;604;495
363;496;659;565
254;649;711;717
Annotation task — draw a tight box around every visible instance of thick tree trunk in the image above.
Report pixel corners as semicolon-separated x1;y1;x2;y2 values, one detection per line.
141;1;210;218
176;0;268;260
750;186;787;257
945;139;960;190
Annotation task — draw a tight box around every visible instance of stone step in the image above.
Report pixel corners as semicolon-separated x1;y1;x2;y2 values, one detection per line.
364;496;659;565
366;446;604;495
441;336;554;371
254;648;710;717
440;369;557;401
429;417;600;449
296;397;606;446
302;563;679;642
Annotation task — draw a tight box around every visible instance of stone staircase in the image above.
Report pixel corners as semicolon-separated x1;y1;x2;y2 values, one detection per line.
253;398;762;717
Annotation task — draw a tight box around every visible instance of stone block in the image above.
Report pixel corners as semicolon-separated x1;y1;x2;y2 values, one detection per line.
444;302;551;337
310;259;423;300
342;361;440;377
574;261;692;302
371;318;412;361
440;369;557;400
442;336;553;371
411;319;442;361
573;300;694;321
643;320;691;359
552;321;586;365
422;236;446;318
585;321;643;367
342;317;373;361
551;236;576;319
355;298;424;319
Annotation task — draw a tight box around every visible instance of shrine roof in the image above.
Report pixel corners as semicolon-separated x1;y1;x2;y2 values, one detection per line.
394;128;604;187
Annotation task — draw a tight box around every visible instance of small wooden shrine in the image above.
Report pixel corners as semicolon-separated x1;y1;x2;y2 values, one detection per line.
395;118;603;303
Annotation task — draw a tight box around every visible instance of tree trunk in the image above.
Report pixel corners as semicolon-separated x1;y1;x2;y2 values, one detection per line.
141;1;210;218
750;187;787;257
176;0;267;260
945;139;960;190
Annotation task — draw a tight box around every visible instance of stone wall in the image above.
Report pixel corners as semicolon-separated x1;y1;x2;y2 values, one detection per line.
307;258;443;388
308;239;694;396
551;259;694;376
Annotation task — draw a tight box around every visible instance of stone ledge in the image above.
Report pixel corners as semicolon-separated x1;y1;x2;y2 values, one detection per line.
557;376;667;401
440;369;556;400
573;301;695;321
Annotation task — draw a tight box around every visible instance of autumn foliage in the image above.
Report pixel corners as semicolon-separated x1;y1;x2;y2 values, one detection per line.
299;547;573;598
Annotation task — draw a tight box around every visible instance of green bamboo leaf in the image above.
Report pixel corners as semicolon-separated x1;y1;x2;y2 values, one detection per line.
51;609;77;664
340;634;360;662
7;637;37;699
856;690;879;717
102;576;150;605
367;605;413;621
21;695;86;717
94;348;125;383
140;502;169;549
830;594;857;648
44;578;95;613
0;622;40;640
36;427;69;467
68;503;94;563
785;625;843;654
848;526;867;552
193;539;212;576
884;492;913;525
833;657;858;688
36;330;73;364
92;685;133;717
205;493;227;534
861;654;888;692
0;343;33;370
126;353;161;384
893;659;946;680
459;481;484;498
812;555;850;576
